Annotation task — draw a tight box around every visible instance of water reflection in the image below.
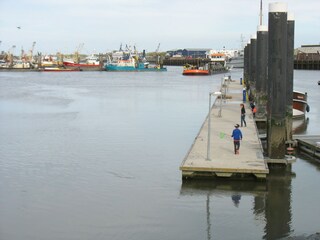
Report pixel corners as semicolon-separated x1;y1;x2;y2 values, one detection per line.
180;166;295;240
231;194;241;207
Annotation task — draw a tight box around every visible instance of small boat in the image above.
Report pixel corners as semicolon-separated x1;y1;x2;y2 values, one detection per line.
182;64;209;75
318;80;320;85
183;68;209;75
40;67;81;72
293;91;310;118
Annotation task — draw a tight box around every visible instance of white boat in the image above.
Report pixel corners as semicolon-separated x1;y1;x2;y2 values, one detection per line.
63;54;100;68
228;35;245;68
228;54;244;68
208;53;227;67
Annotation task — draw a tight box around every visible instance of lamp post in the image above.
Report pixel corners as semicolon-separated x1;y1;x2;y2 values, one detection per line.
207;91;222;161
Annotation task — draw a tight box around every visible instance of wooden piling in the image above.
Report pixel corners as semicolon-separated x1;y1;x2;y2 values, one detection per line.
250;35;257;87
267;2;288;159
246;42;251;85
286;13;295;142
243;45;249;84
256;25;268;119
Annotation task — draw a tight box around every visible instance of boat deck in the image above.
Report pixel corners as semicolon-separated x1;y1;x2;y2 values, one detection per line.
180;80;269;179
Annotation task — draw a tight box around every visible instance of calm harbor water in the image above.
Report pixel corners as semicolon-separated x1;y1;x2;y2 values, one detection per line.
0;68;319;240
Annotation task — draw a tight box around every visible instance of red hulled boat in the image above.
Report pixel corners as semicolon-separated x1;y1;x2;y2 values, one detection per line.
182;64;210;75
63;61;100;68
40;67;81;72
183;69;210;75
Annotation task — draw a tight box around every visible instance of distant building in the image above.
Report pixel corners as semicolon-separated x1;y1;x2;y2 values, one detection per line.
167;48;211;58
295;45;320;61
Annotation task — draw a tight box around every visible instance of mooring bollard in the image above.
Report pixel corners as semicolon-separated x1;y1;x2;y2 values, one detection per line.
242;88;246;102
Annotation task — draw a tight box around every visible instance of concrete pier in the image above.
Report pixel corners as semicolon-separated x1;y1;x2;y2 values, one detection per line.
180;80;269;179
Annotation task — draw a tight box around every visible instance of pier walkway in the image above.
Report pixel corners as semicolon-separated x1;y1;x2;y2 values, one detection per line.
180;80;269;179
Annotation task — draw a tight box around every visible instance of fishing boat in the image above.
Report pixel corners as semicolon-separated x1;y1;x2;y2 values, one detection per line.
63;54;101;68
105;48;166;72
40;55;59;67
293;91;310;118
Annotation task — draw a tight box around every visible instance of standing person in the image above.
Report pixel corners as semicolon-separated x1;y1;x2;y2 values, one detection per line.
252;105;257;118
231;124;243;154
240;104;247;127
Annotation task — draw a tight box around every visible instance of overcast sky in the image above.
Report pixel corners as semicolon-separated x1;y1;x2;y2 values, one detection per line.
0;0;319;54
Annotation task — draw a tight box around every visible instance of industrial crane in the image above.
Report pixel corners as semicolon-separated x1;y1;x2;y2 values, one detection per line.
29;41;36;62
7;45;16;66
155;43;162;65
155;43;160;53
74;43;84;63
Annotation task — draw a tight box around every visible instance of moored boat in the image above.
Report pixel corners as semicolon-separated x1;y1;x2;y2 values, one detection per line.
39;67;81;72
293;91;310;118
182;69;209;75
104;47;167;72
63;54;101;68
63;61;100;68
208;53;228;67
105;53;166;72
182;64;209;75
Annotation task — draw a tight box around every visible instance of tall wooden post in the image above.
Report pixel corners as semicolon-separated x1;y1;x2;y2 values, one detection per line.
247;41;252;85
243;44;250;85
286;13;295;142
250;35;257;88
267;2;288;159
256;25;268;119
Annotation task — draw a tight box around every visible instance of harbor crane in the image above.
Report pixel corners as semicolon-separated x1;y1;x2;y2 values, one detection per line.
29;41;36;62
7;45;16;66
74;43;84;63
155;43;160;53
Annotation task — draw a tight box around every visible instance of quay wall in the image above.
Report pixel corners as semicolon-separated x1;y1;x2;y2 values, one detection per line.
294;60;320;70
163;58;210;66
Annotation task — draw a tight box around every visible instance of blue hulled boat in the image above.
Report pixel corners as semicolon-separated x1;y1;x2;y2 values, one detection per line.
105;50;166;72
106;62;167;72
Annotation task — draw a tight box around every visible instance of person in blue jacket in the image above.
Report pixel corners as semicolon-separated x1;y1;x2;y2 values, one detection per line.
231;124;243;154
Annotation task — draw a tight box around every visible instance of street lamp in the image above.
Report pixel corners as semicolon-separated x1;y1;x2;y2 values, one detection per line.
207;91;222;161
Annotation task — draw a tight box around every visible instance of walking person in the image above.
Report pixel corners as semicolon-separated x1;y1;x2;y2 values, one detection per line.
232;124;243;154
240;104;247;127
